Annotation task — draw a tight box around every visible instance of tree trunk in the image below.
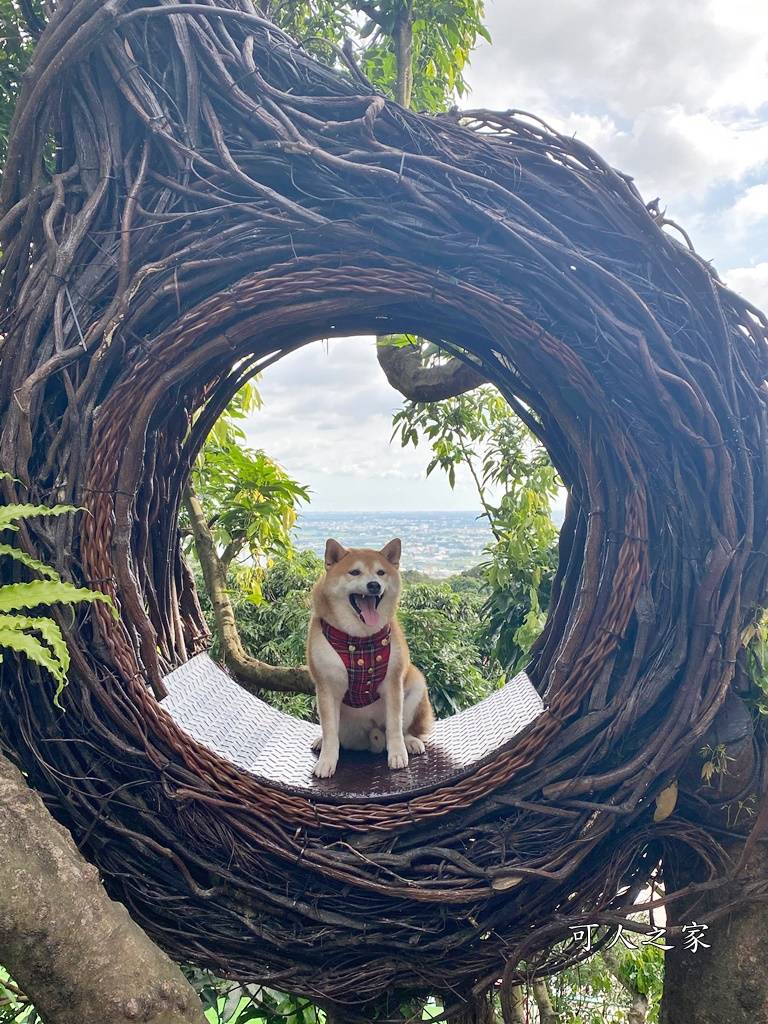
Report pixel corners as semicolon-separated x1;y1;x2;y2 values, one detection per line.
393;0;414;109
0;751;207;1024
507;985;525;1024
451;992;498;1024
628;992;650;1024
531;978;559;1024
660;839;768;1023
183;486;313;694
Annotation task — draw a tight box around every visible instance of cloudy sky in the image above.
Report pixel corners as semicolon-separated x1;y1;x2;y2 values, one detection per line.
244;0;768;512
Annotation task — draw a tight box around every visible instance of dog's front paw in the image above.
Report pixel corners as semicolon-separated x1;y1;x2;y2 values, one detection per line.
311;734;323;752
388;746;409;770
405;735;426;755
313;754;338;778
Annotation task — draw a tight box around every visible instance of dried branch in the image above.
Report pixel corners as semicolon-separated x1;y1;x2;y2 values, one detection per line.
376;342;488;401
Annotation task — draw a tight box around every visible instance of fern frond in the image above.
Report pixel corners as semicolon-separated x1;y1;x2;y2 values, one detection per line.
0;498;116;704
0;622;67;696
0;579;116;616
0;503;79;530
0;612;71;675
0;543;62;580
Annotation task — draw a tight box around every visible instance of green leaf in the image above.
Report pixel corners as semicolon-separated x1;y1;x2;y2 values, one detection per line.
8;613;70;671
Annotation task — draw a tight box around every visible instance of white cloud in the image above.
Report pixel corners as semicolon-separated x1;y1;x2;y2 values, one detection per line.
726;184;768;240
471;0;764;116
243;337;488;512
560;108;768;205
722;263;768;314
467;1;768;212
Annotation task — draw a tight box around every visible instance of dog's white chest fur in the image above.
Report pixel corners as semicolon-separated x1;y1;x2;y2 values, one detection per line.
311;633;387;744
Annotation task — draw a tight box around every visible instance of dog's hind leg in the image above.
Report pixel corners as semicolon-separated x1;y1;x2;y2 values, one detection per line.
404;675;434;755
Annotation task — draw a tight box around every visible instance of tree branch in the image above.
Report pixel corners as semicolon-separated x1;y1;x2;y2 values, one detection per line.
17;0;47;38
220;537;242;575
376;342;488;402
0;752;207;1024
356;2;385;27
183;485;314;695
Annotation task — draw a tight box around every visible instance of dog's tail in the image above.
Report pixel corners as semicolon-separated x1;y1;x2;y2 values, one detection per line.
368;726;386;754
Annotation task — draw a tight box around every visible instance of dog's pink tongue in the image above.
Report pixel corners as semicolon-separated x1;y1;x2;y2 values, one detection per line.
359;596;380;627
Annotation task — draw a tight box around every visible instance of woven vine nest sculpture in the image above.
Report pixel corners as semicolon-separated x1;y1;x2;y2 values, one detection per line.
2;0;768;1011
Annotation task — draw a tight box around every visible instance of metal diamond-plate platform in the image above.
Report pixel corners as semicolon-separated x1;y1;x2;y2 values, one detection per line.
162;653;544;801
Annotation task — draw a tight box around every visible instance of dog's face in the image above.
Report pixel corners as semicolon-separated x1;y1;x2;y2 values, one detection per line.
313;538;403;636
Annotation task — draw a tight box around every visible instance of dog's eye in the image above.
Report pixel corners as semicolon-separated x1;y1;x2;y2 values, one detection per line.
376;570;385;576
349;569;361;576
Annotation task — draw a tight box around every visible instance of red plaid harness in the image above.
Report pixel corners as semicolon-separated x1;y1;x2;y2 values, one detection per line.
320;620;392;708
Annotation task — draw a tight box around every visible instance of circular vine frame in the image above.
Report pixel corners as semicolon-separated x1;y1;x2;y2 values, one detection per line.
1;0;768;1008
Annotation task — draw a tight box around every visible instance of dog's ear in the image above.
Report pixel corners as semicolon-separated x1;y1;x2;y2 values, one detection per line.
380;538;401;567
324;538;348;567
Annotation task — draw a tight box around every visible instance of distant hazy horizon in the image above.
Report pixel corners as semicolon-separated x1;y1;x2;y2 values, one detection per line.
298;507;485;515
291;509;564;578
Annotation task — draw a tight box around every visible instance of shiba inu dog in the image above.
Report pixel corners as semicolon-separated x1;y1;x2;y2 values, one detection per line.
307;537;434;778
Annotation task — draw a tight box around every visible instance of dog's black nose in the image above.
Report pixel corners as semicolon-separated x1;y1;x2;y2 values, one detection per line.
367;581;381;594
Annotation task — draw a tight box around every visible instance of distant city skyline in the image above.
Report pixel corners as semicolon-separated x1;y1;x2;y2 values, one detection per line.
292;509;497;577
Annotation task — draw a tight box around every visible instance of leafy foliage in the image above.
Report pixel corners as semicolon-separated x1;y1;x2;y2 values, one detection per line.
263;0;358;46
392;383;560;671
550;940;664;1023
186;386;310;602
483;552;556;674
699;742;734;786
168;966;327;1024
0;0;39;170
0;486;115;703
197;550;321;719
191;440;309;571
741;612;768;717
0;965;35;1024
617;942;665;1012
359;0;489;111
266;0;489;113
398;579;500;716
